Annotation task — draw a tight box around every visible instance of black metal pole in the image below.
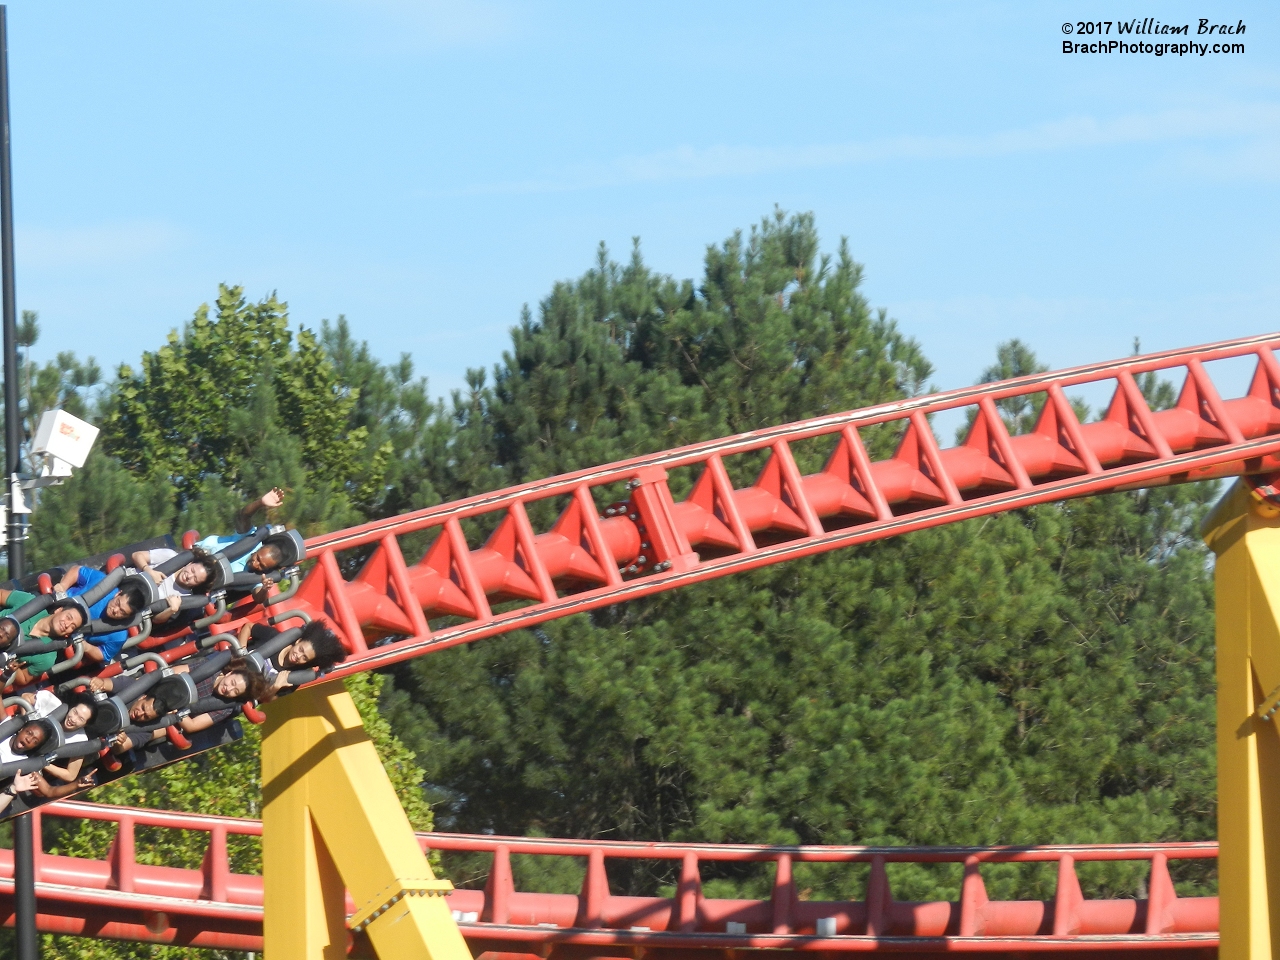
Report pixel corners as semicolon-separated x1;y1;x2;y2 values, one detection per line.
0;7;36;958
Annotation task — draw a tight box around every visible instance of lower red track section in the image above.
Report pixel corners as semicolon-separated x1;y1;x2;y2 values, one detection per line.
0;802;1219;955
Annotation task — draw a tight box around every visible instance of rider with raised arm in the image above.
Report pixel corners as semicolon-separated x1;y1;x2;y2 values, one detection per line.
196;487;289;574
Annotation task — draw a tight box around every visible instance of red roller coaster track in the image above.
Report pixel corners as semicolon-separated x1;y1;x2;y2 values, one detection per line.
266;330;1280;677
17;331;1280;952
0;801;1221;956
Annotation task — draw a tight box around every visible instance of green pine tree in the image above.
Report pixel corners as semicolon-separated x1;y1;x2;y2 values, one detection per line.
105;285;374;506
380;212;1219;905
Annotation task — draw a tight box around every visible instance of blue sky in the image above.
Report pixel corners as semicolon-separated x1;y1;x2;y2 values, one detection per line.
4;1;1278;408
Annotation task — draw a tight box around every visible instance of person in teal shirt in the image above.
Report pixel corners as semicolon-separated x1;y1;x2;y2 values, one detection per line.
197;486;287;573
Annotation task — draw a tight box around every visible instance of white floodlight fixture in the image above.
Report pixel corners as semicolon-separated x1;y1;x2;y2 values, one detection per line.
29;409;98;485
0;409;99;547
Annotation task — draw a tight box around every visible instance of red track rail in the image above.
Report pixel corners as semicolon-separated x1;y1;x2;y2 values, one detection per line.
253;332;1280;673
0;802;1220;955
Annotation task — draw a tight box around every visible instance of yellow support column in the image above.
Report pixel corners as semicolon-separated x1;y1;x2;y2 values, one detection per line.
261;679;473;960
1204;480;1280;960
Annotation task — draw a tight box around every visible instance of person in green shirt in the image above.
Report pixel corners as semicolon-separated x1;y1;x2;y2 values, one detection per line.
0;569;89;686
0;589;61;681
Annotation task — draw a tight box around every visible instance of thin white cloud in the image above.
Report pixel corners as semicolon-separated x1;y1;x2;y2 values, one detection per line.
16;221;186;271
334;0;517;49
452;103;1280;195
1171;136;1280;181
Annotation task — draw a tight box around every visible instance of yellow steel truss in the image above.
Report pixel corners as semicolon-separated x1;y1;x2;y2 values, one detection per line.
1205;480;1280;959
261;679;473;960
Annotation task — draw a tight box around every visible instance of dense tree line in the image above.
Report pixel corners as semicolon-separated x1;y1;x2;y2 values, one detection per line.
9;211;1217;957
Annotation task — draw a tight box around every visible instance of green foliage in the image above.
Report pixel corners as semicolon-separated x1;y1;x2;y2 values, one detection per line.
380;214;1219;904
26;448;174;570
105;285;371;506
319;316;452;518
387;488;1217;902
981;337;1047;433
447;210;931;497
32;287;381;551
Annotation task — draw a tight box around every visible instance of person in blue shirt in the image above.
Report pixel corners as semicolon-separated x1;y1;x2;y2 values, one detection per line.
58;565;146;665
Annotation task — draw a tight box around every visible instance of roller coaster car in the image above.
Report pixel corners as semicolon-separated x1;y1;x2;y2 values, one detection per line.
159;672;200;711
94;695;131;737
0;697;36;739
240;625;318;695
60;653;181;735
200;525;304;573
45;564;131;638
0;699;100;780
243;626;299;672
1;535;177;597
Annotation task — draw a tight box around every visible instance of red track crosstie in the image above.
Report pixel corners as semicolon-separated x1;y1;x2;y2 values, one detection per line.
0;801;1221;956
16;332;1280;953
